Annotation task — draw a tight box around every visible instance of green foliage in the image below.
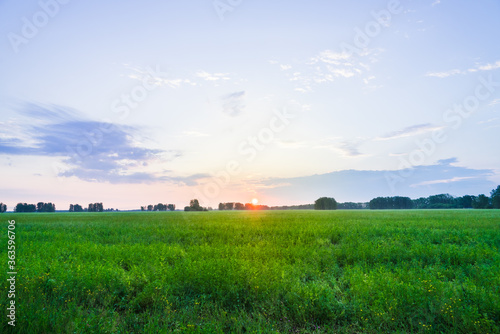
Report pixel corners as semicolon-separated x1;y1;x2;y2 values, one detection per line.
491;186;500;209
1;210;499;333
314;197;338;210
473;195;491;209
370;196;413;209
0;202;6;213
14;203;36;212
185;199;207;211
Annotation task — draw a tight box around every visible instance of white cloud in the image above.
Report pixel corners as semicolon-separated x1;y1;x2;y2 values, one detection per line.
410;176;475;187
431;0;441;6
426;60;500;78
182;131;210;137
376;123;445;141
196;70;230;81
489;98;500;106
425;69;461;78
280;64;292;70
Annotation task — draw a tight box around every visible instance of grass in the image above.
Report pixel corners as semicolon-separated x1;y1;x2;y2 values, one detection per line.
1;210;499;333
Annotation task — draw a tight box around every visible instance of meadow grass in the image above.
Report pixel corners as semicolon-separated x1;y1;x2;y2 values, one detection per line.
1;210;499;333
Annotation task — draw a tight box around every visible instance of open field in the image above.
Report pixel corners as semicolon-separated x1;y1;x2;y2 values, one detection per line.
1;210;500;333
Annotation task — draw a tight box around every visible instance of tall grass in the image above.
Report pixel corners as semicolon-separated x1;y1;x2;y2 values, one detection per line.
1;210;499;333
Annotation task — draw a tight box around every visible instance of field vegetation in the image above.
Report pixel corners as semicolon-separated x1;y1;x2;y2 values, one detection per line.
1;210;499;333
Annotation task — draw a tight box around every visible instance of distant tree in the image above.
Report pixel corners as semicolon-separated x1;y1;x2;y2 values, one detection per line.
314;197;337;210
14;203;36;213
0;203;6;213
168;204;176;211
491;186;500;209
456;195;475;209
141;206;146;211
225;202;234;211
244;203;253;210
370;196;413;209
147;205;153;211
88;203;104;212
190;199;202;211
235;202;245;210
186;199;206;211
154;203;168;211
218;203;225;211
412;197;429;209
338;202;363;210
37;202;55;212
472;194;491;209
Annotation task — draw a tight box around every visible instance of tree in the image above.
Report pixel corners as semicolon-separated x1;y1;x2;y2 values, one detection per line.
88;203;104;212
37;202;55;212
190;199;202;211
472;194;490;209
141;206;146;211
218;203;225;211
168;204;176;211
314;197;337;210
0;203;6;213
225;202;234;210
147;205;153;211
14;203;36;213
186;199;207;211
491;185;500;209
235;202;245;210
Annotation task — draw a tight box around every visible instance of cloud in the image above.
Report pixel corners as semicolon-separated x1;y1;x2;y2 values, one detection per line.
376;123;444;141
125;64;195;88
410;176;476;187
0;104;188;184
426;60;500;78
196;70;230;81
256;158;495;202
272;48;382;93
489;99;500;106
337;141;364;157
222;91;245;116
425;69;461;78
431;0;441;6
182;131;211;137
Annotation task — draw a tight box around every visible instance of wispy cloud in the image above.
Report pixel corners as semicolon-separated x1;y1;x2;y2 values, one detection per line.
0;104;195;184
257;158;495;202
410;176;476;187
376;123;444;141
425;69;461;78
125;64;195;88
272;48;382;93
222;91;245;116
488;98;500;107
426;60;500;78
196;70;230;81
431;0;441;6
182;130;211;137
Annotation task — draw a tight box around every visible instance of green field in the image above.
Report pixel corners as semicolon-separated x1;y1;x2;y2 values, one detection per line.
1;210;500;333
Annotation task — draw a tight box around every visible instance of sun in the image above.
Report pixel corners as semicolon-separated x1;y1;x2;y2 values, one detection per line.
251;198;259;205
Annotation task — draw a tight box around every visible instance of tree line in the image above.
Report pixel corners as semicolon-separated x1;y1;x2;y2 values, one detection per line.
141;203;176;211
1;185;498;213
369;186;500;209
13;202;56;213
218;202;270;211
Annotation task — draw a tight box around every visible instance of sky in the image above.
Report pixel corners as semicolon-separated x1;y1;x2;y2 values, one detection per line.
0;0;499;210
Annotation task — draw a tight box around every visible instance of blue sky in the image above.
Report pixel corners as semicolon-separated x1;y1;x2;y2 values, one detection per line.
1;0;499;210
